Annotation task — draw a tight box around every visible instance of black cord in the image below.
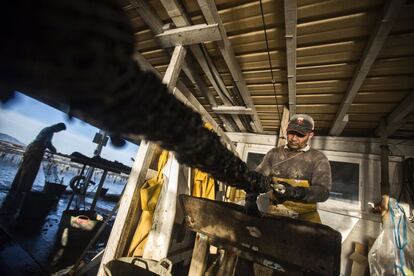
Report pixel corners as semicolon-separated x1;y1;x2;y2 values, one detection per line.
259;0;282;127
200;45;235;105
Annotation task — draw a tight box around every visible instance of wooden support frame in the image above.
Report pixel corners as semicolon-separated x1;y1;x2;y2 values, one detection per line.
143;155;181;260
155;23;221;48
158;0;249;132
133;51;236;152
197;0;264;132
375;91;414;137
330;0;405;136
99;141;157;274
188;233;210;276
163;45;186;89
284;0;297;115
212;106;253;115
99;43;188;273
132;0;238;132
277;106;290;147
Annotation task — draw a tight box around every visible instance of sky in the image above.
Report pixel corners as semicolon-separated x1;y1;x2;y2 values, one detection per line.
0;92;139;166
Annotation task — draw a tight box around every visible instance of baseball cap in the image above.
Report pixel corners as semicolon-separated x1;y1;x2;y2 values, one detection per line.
287;114;314;135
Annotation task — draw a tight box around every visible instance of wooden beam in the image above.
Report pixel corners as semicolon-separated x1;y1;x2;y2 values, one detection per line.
284;0;297;115
156;24;221;48
129;0;163;34
143;155;181;260
375;91;414;136
163;45;186;90
132;0;238;132
197;0;263;132
158;0;248;132
329;0;405;136
277;106;290;147
99;141;157;274
134;51;236;152
212;106;253;115
188;233;209;276
334;114;349;136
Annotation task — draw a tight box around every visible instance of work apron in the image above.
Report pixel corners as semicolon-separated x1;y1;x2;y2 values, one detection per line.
268;177;321;224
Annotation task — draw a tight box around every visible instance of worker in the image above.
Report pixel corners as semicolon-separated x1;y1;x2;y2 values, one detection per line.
1;123;66;212
246;114;332;223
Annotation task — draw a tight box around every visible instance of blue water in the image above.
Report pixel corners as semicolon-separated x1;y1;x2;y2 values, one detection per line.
0;156;127;211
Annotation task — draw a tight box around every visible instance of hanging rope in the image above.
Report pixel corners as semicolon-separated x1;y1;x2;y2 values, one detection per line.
0;0;272;194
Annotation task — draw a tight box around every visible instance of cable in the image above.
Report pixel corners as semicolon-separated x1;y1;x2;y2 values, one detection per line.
200;45;235;105
259;0;282;128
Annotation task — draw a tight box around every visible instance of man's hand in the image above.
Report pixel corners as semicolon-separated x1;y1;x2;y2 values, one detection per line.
244;193;261;216
271;181;308;204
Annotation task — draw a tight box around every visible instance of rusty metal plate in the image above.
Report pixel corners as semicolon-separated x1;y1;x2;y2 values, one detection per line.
180;195;341;275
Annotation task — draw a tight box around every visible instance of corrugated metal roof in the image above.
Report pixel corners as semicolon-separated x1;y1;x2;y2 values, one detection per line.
123;0;414;138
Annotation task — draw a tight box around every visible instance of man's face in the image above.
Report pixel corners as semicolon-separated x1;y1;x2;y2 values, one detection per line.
287;130;313;149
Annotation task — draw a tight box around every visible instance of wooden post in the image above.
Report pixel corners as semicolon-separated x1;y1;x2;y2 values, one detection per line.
216;250;237;276
277;106;290;147
143;155;181;260
141;44;188;261
380;120;389;196
188;233;210;276
98;141;157;274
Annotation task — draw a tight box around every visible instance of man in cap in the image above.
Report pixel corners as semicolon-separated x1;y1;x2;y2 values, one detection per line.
247;114;331;223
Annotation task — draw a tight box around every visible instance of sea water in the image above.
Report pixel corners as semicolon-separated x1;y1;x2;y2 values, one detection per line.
0;158;126;212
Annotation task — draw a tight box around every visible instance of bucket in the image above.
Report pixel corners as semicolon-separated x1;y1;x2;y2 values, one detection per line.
51;210;103;271
43;182;67;198
58;210;103;249
104;258;172;276
18;191;58;220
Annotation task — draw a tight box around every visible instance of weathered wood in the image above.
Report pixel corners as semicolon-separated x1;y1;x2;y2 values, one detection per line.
197;0;264;132
330;0;405;136
134;51;236;151
132;0;236;132
180;195;342;275
156;24;221;47
158;0;247;132
212;106;253;115
284;0;297;115
375;91;414;136
99;141;157;274
163;45;186;90
277;106;290;147
143;155;180;260
188;233;210;276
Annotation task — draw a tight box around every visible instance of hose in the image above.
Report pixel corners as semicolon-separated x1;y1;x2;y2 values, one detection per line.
0;0;270;193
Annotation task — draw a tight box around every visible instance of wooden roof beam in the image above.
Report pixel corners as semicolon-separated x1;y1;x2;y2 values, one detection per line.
158;0;247;132
329;0;405;136
130;0;237;132
155;23;221;48
375;91;414;137
213;106;253;115
133;51;236;150
197;0;264;132
284;0;297;116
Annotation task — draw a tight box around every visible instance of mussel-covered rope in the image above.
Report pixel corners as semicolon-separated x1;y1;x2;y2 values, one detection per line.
0;0;271;193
